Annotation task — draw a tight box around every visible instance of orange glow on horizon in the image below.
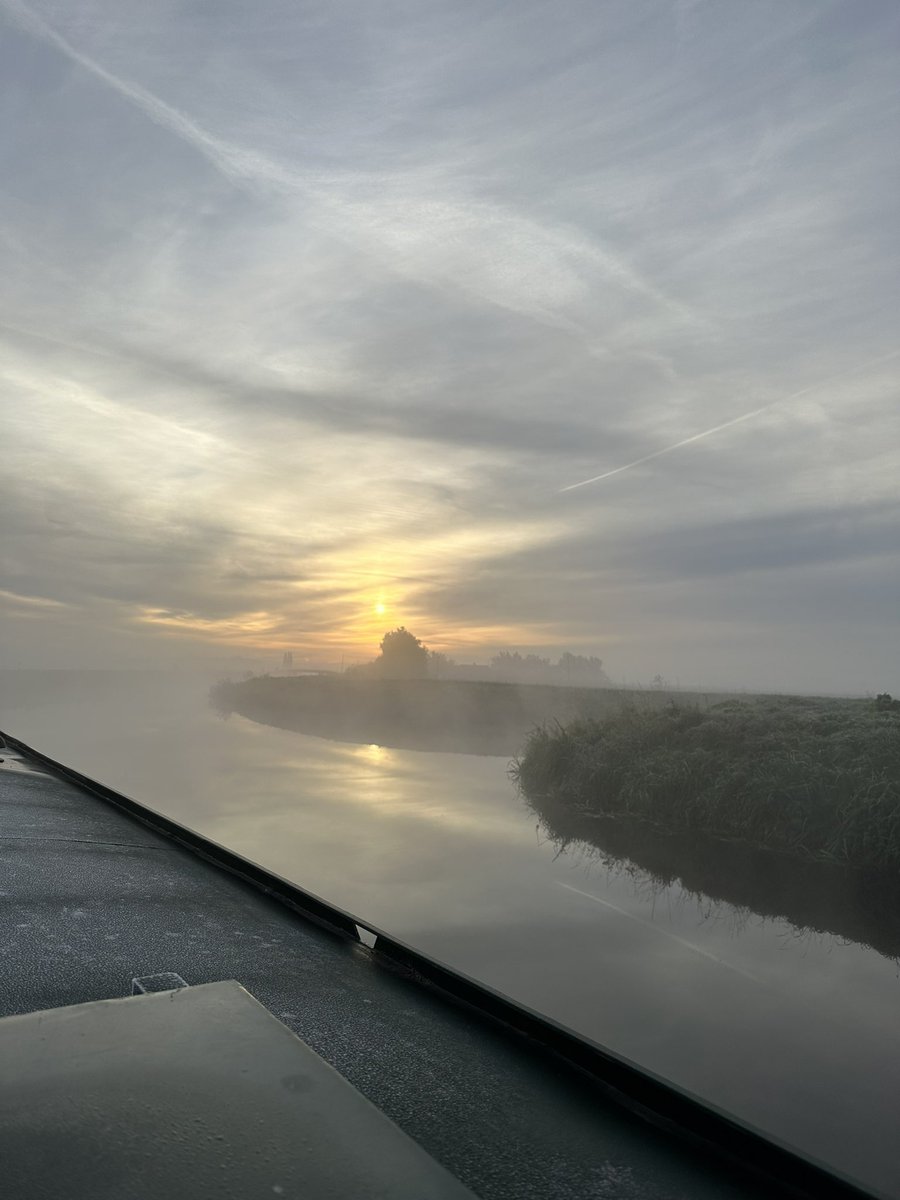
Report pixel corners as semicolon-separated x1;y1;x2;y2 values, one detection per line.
133;600;577;662
130;515;571;662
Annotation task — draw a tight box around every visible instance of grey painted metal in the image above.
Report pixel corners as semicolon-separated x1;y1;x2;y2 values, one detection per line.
131;971;189;994
0;735;883;1200
1;734;361;941
0;980;477;1200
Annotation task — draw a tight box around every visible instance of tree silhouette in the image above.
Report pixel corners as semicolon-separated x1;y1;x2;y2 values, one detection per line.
377;627;429;679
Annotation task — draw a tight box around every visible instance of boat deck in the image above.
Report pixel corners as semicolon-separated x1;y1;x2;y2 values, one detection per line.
0;738;873;1199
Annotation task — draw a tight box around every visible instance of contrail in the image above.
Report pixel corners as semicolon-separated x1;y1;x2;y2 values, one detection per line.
561;348;900;492
0;1;703;339
0;0;290;192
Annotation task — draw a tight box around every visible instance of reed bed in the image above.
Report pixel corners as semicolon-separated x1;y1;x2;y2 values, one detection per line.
511;697;900;870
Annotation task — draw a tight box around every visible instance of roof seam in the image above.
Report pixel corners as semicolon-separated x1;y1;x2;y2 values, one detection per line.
0;836;173;850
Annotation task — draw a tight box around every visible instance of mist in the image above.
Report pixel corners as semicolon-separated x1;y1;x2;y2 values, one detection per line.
3;661;900;1195
2;3;900;1196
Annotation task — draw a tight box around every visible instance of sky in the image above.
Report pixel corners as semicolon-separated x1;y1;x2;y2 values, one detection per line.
0;0;898;692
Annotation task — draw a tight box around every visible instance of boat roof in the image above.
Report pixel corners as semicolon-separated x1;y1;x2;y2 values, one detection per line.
0;733;879;1200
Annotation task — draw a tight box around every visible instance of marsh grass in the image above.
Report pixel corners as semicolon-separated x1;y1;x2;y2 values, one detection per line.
511;697;900;870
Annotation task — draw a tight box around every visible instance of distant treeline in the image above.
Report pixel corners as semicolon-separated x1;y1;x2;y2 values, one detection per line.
346;628;610;687
512;696;900;871
425;651;611;688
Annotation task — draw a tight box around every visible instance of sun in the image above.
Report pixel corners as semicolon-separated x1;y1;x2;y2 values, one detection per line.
374;602;386;616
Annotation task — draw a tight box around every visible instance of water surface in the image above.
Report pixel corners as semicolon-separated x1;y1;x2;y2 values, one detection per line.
2;670;898;1197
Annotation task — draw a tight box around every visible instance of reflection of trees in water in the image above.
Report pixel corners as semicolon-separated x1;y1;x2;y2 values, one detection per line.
534;807;900;965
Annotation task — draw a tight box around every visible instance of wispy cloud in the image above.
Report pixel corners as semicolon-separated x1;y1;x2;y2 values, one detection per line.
0;0;700;338
1;0;899;687
0;0;291;191
561;349;900;492
0;588;67;610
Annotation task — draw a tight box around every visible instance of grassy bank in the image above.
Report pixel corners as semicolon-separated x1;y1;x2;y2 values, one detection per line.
511;697;900;870
209;675;728;755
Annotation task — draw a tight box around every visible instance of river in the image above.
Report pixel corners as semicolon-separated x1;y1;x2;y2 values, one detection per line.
1;669;898;1197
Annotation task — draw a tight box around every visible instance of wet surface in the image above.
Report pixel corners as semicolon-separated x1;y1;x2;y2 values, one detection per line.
0;739;50;775
0;981;479;1200
0;740;770;1200
1;670;899;1197
531;810;900;964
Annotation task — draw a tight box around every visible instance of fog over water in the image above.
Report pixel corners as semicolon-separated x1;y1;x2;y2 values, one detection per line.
2;4;900;1196
2;669;899;1196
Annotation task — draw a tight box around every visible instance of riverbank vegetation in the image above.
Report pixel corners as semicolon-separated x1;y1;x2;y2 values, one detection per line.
511;697;900;871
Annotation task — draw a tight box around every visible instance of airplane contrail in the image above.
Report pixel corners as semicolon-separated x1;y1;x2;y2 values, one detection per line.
561;348;900;492
0;1;701;338
0;0;288;192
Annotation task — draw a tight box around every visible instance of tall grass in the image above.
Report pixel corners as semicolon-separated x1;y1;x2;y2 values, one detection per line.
511;697;900;870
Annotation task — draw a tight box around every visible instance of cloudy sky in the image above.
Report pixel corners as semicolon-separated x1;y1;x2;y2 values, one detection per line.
1;0;898;691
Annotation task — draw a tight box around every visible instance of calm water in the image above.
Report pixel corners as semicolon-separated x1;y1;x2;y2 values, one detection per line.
2;670;898;1196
